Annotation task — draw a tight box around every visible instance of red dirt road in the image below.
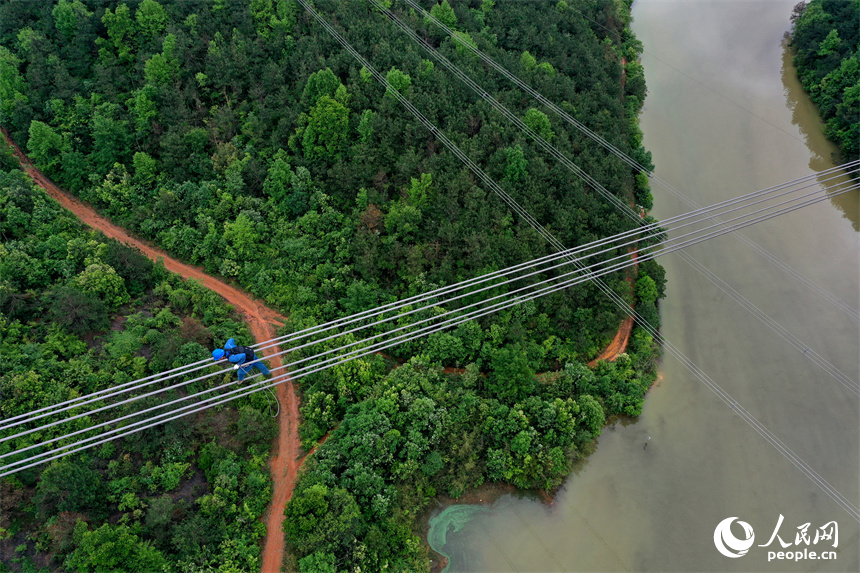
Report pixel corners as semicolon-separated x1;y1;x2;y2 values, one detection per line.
2;129;298;572
588;245;639;367
3;126;639;568
587;315;634;367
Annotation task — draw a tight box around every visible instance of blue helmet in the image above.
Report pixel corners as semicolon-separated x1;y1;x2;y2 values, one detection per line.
212;348;225;361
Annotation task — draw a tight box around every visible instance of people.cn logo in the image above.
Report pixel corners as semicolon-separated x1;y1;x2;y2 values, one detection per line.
713;517;756;558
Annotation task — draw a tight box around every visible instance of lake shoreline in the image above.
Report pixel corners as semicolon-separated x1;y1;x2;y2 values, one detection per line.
421;432;612;572
421;482;539;573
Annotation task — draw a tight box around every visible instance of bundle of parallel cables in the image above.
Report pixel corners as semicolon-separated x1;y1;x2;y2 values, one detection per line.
2;160;858;478
3;0;859;524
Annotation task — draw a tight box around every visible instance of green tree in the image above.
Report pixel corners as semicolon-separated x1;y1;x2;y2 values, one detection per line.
538;62;556;76
99;3;136;64
265;156;311;218
302;95;350;161
829;79;859;158
250;0;297;38
126;86;157;137
791;0;859;160
104;240;156;296
299;552;337;573
817;29;841;57
143;34;179;87
132;151;158;187
135;0;168;37
520;51;537;71
406;172;433;207
90;103;131;175
578;394;605;436
52;0;92;41
27;120;64;172
284;483;364;556
385;67;412;95
46;285;110;335
524;108;555;141
385;200;422;241
0;46;28;124
65;522;167;573
302;67;342;108
634;172;653;210
70;262;131;309
233;405;278;450
223;213;262;261
489;346;536;402
263;154;292;194
144;494;174;533
357;109;374;142
452;31;478;59
36;459;105;518
429;1;458;27
635;275;658;305
0;370;76;419
504;144;528;183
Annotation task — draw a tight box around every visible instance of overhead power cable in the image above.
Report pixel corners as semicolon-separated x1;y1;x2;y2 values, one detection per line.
4;164;853;450
5;3;854;443
4;175;859;478
372;0;860;397
5;181;859;486
9;1;855;438
3;1;858;524
4;4;859;526
403;0;860;322
368;0;859;391
5;2;858;441
339;1;860;401
6;0;855;436
294;0;860;523
6;171;855;452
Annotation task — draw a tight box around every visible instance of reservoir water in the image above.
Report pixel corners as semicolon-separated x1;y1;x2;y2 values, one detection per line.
429;1;860;570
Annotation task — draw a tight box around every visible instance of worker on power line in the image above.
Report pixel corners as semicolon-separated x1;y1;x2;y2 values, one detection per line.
212;338;270;381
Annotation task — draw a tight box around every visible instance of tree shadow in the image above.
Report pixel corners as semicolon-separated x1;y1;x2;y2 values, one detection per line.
781;37;859;231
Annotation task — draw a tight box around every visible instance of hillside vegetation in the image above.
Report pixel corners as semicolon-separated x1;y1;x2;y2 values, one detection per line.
790;0;860;161
0;159;277;572
0;1;663;571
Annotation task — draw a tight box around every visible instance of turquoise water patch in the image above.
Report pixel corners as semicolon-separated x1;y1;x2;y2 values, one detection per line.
427;504;489;572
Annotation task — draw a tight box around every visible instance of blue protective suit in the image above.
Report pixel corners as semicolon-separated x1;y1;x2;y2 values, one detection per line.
224;338;271;381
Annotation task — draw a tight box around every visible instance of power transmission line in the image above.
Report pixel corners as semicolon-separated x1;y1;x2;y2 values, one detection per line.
7;172;851;447
368;0;858;389
12;0;856;437
4;6;860;531
4;89;856;445
4;175;858;477
403;0;860;322
294;0;860;524
3;2;857;529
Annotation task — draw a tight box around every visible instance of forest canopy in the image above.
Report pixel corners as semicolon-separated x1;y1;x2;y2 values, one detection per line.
0;0;664;571
790;0;860;161
0;166;277;572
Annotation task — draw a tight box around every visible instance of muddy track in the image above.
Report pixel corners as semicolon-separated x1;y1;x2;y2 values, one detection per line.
587;315;634;367
2;128;298;572
3;125;637;570
588;246;639;367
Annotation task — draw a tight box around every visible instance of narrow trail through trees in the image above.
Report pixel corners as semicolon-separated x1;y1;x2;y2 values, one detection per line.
587;316;634;367
2;129;298;573
2;124;635;570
